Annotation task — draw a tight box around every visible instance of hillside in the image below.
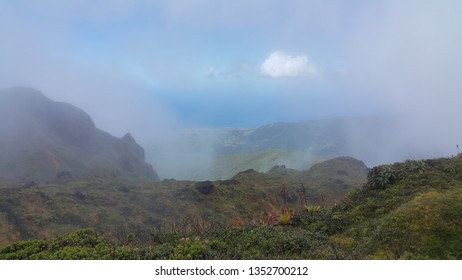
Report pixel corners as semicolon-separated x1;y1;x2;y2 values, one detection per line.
146;116;397;180
0;157;367;246
210;149;324;180
0;87;159;183
326;155;462;259
1;155;460;259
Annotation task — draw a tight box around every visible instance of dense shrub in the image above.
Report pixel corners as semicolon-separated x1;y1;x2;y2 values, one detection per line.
195;181;215;195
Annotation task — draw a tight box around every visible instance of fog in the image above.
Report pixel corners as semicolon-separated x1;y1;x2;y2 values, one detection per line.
1;1;461;180
345;1;462;162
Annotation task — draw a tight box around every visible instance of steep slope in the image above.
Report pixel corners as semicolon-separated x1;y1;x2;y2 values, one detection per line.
324;155;462;259
0;87;159;183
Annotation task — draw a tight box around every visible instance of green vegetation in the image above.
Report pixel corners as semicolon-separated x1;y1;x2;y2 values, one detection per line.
1;155;461;259
210;149;324;180
328;156;462;259
0;157;367;247
0;226;330;260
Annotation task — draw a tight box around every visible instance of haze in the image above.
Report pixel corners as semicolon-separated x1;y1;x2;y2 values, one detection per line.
1;1;461;179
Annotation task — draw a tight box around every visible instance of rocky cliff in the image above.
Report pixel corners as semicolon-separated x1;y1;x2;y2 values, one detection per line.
0;87;159;183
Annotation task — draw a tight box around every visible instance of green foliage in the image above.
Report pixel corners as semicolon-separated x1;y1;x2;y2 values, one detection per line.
366;160;429;190
1;155;461;260
278;210;293;226
0;229;113;260
292;206;329;233
0;156;367;248
330;156;462;259
442;163;456;174
0;225;332;260
373;189;462;259
368;173;390;189
306;205;321;214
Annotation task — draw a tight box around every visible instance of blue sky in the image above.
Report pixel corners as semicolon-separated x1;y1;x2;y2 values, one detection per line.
1;0;462;135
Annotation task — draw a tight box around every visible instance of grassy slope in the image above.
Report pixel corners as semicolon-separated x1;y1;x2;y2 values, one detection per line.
328;155;462;259
1;155;461;259
210;149;324;180
0;157;367;246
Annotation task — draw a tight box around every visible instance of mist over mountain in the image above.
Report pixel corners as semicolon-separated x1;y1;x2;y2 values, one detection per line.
145;116;406;180
0;87;159;183
214;118;394;156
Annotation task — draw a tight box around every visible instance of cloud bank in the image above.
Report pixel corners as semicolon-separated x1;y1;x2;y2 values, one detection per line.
260;51;317;78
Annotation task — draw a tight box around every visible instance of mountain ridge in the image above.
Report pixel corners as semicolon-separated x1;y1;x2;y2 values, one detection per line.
0;87;159;183
146;116;398;180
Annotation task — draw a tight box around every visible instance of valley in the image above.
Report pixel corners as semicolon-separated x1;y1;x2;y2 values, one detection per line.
0;87;461;260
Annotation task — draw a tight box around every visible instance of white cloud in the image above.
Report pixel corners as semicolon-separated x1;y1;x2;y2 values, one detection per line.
260;51;317;78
